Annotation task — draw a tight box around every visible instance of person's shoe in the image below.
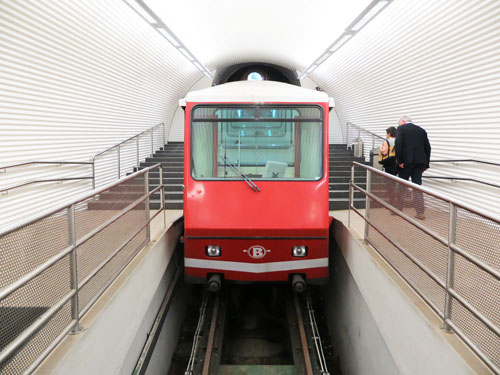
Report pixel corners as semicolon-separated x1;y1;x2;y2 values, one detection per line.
415;213;426;220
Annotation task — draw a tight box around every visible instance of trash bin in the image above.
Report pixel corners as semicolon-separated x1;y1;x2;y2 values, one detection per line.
371;148;383;170
353;137;363;158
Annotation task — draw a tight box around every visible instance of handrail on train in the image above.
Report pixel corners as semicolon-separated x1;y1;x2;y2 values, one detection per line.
348;161;500;374
0;163;165;374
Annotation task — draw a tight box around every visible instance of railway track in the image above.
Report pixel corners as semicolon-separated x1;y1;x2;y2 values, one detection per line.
182;286;331;375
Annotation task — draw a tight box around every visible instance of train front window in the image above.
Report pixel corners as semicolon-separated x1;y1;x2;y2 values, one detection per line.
191;105;323;180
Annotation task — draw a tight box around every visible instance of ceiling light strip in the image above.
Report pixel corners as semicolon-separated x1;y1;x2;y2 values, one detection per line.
123;0;213;78
299;0;392;80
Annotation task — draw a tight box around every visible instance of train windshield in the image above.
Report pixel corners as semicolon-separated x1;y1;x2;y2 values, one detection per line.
191;105;324;180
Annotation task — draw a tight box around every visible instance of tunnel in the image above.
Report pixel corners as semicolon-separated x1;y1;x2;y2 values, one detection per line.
0;1;499;374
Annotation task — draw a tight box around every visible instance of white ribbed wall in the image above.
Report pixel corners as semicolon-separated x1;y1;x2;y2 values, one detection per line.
0;0;202;231
312;0;500;216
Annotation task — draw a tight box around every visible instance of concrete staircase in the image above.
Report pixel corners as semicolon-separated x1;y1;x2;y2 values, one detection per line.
328;144;367;210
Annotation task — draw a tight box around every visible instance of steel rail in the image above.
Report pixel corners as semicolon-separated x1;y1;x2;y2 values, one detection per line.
0;161;92;171
0;177;93;194
423;175;500;189
306;294;330;375
351;162;500;224
0;163;162;238
429;159;500;167
185;292;210;375
294;293;314;375
202;293;222;375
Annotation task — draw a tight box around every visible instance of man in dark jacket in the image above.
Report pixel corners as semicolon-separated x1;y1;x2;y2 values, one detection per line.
395;115;431;219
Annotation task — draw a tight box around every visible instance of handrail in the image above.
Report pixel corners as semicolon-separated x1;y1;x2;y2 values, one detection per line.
0;163;165;374
345;122;385;157
351;162;500;223
0;177;93;195
0;161;92;171
346;121;385;141
349;161;500;374
423;175;500;189
91;122;165;189
0;163;162;238
430;159;500;167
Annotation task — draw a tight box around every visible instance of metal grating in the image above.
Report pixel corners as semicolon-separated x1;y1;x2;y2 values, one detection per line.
350;163;500;372
0;164;164;374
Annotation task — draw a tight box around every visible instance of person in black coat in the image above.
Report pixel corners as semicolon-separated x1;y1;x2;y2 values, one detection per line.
394;115;431;219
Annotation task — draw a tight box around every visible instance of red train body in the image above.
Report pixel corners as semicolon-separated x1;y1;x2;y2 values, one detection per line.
181;81;332;289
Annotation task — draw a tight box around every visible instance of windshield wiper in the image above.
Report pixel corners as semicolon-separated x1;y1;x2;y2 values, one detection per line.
221;156;261;192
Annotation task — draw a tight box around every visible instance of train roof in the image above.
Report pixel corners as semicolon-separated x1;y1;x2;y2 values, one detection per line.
180;81;332;105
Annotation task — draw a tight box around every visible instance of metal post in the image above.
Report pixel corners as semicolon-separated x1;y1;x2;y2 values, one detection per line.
160;165;166;228
346;123;349;149
117;145;121;180
145;170;151;243
372;135;375;151
348;164;354;227
91;161;96;190
443;202;457;332
67;205;82;334
162;123;166;147
364;169;371;243
151;129;154;157
136;137;140;171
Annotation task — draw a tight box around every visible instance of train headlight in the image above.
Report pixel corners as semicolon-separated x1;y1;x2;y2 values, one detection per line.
206;245;221;257
292;246;307;257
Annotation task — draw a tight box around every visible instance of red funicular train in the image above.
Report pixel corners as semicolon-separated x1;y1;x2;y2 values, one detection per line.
180;80;332;292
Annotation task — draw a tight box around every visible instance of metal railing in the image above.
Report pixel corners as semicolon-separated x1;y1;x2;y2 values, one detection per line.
346;122;385;155
348;162;500;374
0;163;165;374
0;161;94;195
423;176;500;189
92;122;165;189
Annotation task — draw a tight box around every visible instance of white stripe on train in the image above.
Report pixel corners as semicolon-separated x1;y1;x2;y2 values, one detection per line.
184;258;328;273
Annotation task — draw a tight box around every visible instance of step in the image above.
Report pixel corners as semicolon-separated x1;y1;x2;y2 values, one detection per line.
329;190;365;199
329;198;366;210
150;200;183;210
218;365;297;375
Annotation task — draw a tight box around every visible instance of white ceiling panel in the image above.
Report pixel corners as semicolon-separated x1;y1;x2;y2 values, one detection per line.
144;0;373;71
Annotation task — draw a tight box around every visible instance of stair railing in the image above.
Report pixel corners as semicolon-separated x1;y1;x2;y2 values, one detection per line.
0;161;94;195
92;122;166;189
345;122;385;159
